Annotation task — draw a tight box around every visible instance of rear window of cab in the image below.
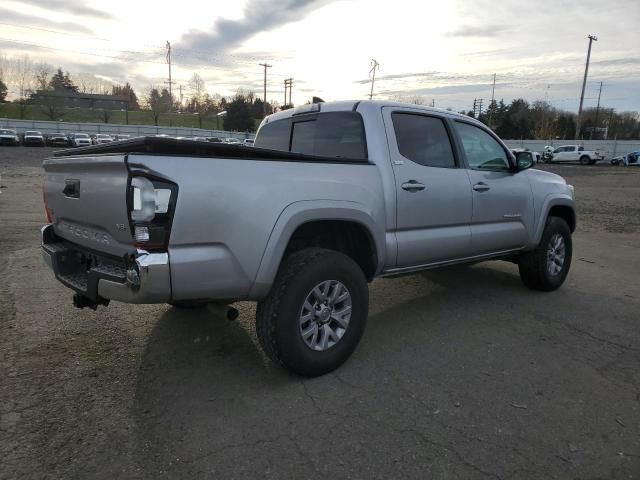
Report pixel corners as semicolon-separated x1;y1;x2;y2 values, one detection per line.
254;111;367;160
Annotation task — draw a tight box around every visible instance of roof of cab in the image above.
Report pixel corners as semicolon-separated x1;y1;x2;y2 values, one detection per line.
261;99;481;126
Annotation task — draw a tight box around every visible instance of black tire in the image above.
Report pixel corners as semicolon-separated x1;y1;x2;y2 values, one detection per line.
169;300;209;309
256;248;368;377
579;155;590;165
518;217;572;291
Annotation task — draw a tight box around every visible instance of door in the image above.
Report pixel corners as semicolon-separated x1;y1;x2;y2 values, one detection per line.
452;121;534;255
383;108;472;267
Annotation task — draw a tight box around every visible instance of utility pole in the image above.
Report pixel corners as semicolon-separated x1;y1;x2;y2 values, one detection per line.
606;108;615;140
592;80;603;139
166;41;173;111
472;98;484;118
576;34;598;139
490;73;496;104
259;63;272;117
179;84;183;111
489;73;496;126
284;78;293;106
369;59;379;100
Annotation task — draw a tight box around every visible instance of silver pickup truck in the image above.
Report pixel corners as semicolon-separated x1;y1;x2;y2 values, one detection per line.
41;100;576;376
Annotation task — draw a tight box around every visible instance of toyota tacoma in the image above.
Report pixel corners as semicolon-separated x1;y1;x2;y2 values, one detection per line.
41;100;576;376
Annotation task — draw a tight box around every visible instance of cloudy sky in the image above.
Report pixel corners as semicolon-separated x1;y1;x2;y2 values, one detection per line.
1;0;639;112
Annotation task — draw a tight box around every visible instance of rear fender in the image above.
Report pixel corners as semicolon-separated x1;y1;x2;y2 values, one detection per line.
248;200;384;299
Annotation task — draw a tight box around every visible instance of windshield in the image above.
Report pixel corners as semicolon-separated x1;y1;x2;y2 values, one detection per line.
75;134;89;138
0;129;16;135
25;131;41;135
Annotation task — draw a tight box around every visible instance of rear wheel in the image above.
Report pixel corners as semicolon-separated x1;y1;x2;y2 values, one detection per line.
256;248;368;377
579;155;590;165
519;217;572;291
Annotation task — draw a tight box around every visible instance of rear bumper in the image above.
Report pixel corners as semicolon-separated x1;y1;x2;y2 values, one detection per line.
41;224;171;304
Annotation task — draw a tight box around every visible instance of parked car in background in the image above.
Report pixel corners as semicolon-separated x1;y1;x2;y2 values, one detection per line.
0;129;20;146
223;137;242;145
113;134;131;141
244;139;255;146
547;145;603;165
71;133;92;147
94;134;113;144
192;136;208;142
511;148;540;163
206;136;222;143
23;131;46;147
611;150;640;166
46;133;71;147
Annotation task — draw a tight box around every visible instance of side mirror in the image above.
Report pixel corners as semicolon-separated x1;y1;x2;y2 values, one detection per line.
515;151;534;171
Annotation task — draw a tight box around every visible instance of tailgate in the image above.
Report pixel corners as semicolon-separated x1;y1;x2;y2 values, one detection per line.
43;154;134;257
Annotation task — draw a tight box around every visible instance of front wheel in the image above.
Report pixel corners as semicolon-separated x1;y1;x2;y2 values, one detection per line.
518;217;572;291
256;248;368;377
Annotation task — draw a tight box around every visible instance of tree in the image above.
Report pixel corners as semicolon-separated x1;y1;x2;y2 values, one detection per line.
0;79;7;102
112;83;139;110
102;109;112;123
188;73;208;127
40;95;64;121
145;87;170;125
15;55;33;97
223;92;254;131
14;98;29;119
49;68;78;93
33;62;52;91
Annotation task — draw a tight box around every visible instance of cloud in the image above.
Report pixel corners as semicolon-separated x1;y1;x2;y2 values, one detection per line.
592;57;640;67
445;24;509;38
353;71;439;85
1;10;95;35
179;0;339;53
11;0;114;19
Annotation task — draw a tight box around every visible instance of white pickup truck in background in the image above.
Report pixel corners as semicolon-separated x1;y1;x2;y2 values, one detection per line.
547;145;604;165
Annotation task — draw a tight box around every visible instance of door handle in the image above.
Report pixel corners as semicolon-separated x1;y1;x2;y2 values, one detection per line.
473;182;490;192
401;180;425;192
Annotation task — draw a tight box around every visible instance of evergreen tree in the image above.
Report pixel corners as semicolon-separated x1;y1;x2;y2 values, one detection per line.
48;68;78;93
0;79;7;102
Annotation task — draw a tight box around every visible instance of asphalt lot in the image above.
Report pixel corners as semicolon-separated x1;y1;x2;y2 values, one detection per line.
1;147;639;479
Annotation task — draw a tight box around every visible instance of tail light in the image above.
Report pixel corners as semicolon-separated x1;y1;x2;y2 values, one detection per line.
128;176;177;251
43;182;52;223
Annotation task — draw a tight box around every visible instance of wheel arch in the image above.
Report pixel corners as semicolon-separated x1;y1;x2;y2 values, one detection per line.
529;195;576;248
248;200;385;299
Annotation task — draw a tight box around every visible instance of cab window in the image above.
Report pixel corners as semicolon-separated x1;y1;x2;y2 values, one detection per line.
454;122;509;170
391;113;456;168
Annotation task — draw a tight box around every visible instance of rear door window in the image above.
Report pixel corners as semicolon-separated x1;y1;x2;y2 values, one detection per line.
391;113;456;168
255;111;367;160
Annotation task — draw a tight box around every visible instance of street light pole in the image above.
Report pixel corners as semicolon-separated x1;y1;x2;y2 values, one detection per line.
576;34;598;139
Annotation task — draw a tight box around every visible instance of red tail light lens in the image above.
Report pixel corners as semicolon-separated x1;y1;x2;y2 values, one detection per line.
43;183;52;223
128;176;177;251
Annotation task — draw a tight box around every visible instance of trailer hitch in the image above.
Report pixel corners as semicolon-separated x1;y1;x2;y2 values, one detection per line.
72;293;110;310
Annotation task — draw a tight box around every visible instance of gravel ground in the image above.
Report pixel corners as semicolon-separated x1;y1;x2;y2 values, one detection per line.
1;147;639;480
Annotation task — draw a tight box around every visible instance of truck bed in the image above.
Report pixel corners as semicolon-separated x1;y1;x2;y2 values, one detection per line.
53;136;369;164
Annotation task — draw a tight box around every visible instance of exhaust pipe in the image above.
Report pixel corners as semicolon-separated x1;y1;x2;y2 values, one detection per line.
208;303;239;321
